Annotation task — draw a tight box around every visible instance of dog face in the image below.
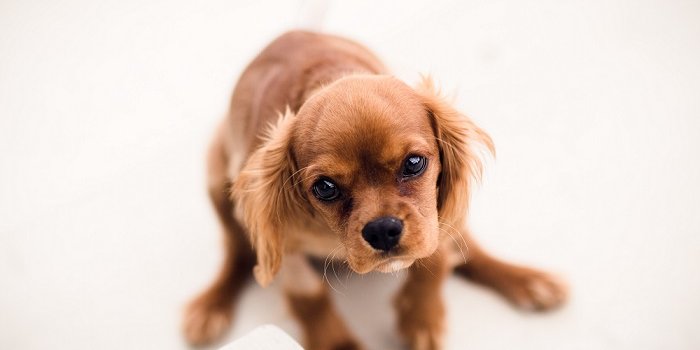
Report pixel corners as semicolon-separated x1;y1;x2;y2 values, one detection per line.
233;75;493;286
293;76;442;274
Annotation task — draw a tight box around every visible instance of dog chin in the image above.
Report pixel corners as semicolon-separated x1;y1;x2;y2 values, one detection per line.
347;255;417;274
373;258;415;273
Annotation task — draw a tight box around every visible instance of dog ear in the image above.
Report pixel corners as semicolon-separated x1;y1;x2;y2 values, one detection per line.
415;76;495;224
232;108;306;287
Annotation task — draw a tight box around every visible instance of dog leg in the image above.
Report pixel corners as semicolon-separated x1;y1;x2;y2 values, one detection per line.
453;229;567;311
282;254;363;350
394;248;449;350
183;126;255;346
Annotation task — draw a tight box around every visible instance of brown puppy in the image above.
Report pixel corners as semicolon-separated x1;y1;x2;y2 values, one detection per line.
183;30;567;350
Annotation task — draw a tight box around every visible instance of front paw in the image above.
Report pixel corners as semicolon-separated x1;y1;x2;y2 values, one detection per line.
498;267;568;311
394;294;445;350
401;328;443;350
182;293;233;346
309;339;364;350
305;333;364;350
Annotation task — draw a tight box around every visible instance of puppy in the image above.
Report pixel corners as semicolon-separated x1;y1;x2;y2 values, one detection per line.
183;30;567;350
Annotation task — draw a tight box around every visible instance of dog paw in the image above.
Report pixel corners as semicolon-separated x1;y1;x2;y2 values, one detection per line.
394;296;445;350
500;268;568;311
404;329;443;350
182;295;233;346
328;339;364;350
307;336;364;350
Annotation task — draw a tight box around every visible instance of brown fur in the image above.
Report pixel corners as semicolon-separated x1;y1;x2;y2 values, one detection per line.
183;30;567;350
287;290;361;350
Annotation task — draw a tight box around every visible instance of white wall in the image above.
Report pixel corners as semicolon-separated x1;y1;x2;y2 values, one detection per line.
1;0;699;349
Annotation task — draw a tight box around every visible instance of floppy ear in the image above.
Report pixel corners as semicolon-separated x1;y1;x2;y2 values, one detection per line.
415;76;495;224
231;109;306;287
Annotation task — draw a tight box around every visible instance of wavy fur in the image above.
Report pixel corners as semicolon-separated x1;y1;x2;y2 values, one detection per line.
416;76;495;224
231;108;304;286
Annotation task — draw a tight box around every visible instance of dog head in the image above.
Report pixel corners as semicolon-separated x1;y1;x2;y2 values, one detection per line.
233;75;493;286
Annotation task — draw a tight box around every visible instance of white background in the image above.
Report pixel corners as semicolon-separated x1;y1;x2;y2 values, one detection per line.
1;0;699;349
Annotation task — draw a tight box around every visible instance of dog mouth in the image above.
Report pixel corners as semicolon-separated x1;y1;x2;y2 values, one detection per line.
373;258;415;273
346;256;416;275
346;231;438;274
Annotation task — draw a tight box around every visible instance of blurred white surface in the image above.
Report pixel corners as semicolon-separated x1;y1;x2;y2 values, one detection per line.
219;325;302;350
1;0;699;349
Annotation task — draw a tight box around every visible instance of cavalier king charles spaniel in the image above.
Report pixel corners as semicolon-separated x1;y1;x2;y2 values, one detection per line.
183;30;567;350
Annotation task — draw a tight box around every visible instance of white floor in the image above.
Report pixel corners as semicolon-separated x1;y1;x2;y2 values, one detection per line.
2;0;699;349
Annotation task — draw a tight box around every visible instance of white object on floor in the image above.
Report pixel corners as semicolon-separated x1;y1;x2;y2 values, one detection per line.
219;325;304;350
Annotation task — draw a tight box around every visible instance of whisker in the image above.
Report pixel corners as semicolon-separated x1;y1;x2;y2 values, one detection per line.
330;248;347;290
433;137;458;153
439;220;470;260
323;245;342;295
440;227;467;265
345;265;352;284
418;258;437;278
282;165;311;190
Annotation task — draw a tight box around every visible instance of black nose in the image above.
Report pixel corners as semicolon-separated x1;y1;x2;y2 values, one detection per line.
361;216;403;251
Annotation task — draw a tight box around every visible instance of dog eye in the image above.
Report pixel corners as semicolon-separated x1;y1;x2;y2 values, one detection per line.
312;178;341;201
402;155;427;177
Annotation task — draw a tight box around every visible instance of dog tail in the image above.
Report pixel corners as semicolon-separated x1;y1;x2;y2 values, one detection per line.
294;0;331;31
